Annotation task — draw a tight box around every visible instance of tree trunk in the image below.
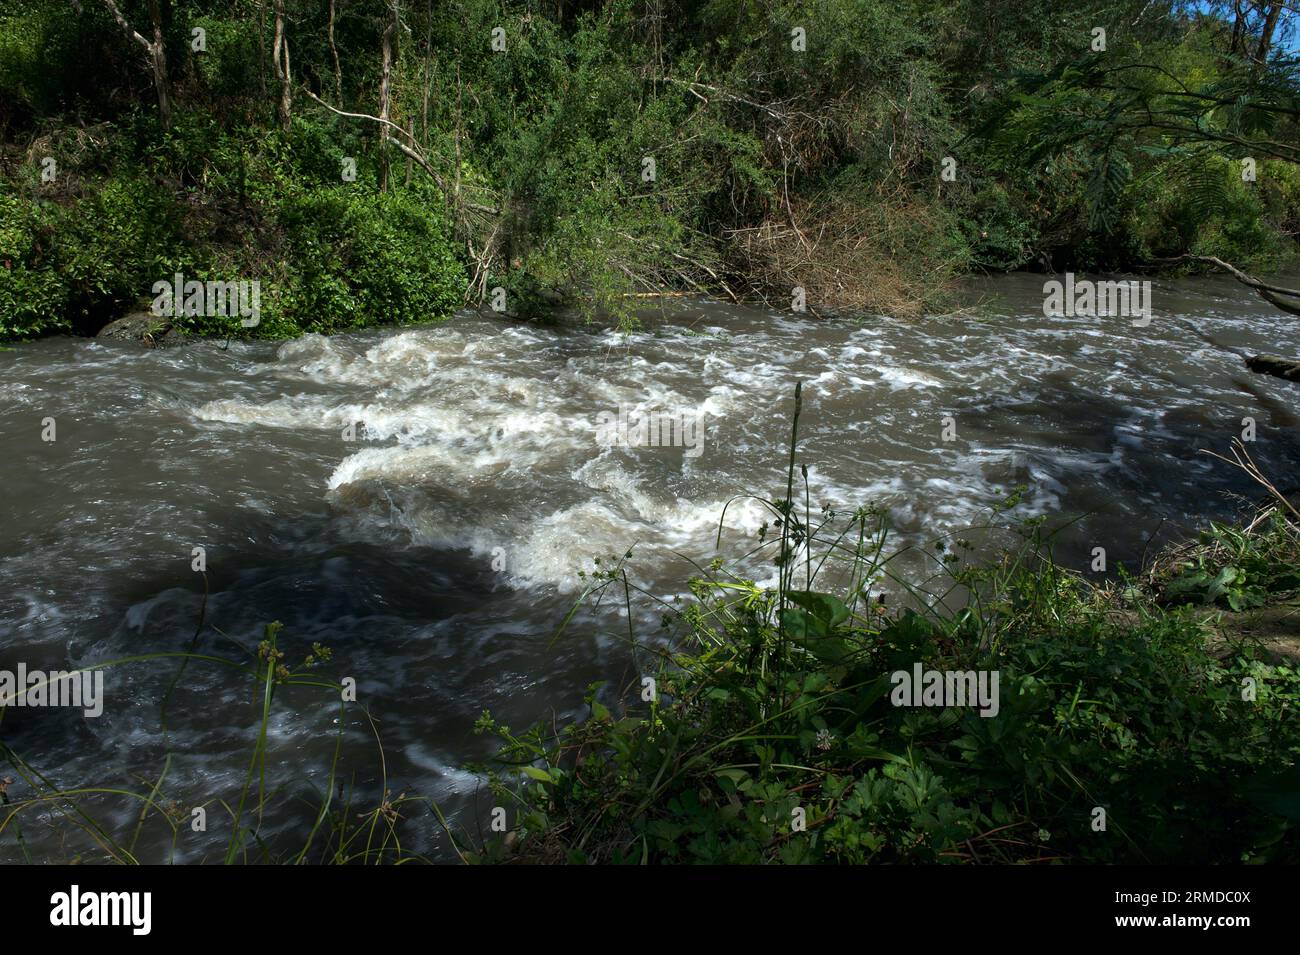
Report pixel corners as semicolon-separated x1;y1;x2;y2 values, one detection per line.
404;117;414;187
378;2;397;192
147;1;170;130
100;0;172;130
329;0;343;104
1256;2;1282;63
272;0;292;131
257;0;267;98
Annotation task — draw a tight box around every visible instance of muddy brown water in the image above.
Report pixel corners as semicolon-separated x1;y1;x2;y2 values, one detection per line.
1;271;1298;861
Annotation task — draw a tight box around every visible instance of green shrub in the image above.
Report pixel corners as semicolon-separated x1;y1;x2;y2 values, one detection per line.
954;180;1038;271
1124;155;1296;271
477;509;1300;864
190;14;263;101
0;192;67;338
278;187;465;333
0;1;83;121
56;176;195;333
0;177;191;338
1158;513;1300;610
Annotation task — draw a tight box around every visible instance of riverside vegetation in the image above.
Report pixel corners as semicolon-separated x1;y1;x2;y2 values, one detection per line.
3;386;1296;864
473;520;1300;863
5;1;1300;336
1;2;1299;865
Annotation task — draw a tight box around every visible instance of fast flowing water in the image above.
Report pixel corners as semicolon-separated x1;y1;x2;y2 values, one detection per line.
2;272;1298;862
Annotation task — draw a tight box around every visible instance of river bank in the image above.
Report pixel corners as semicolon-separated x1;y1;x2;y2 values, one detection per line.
1;278;1298;862
10;2;1300;344
475;498;1300;865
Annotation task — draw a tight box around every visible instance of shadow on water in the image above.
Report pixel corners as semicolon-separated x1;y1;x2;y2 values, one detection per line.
957;374;1300;571
4;277;1300;861
0;505;628;863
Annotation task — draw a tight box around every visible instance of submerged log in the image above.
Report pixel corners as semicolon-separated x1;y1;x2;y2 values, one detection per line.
1245;354;1300;383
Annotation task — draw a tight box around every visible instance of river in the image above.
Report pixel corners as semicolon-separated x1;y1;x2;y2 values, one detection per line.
1;272;1298;862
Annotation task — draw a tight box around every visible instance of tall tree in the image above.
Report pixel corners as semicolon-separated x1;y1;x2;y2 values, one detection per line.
272;0;292;131
378;1;398;192
328;0;344;105
98;0;172;130
1256;2;1284;62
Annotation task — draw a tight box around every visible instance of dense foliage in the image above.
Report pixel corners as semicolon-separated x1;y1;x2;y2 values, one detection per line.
3;1;1300;339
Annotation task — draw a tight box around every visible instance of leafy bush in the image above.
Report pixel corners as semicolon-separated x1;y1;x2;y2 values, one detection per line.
0;177;192;338
1125;155;1296;271
56;175;195;334
1158;513;1300;611
190;14;263;101
0;1;84;123
0;192;67;338
278;187;465;333
955;180;1038;271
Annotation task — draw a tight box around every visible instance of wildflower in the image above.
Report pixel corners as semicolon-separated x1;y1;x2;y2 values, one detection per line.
816;728;834;751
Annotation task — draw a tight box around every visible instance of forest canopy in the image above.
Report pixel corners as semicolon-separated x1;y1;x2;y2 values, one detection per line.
3;0;1300;338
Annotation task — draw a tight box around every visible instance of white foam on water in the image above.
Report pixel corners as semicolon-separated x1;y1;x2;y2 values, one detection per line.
872;365;944;390
179;285;1300;594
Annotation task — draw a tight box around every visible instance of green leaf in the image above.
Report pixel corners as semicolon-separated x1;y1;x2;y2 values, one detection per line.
786;590;851;629
714;768;750;794
522;766;556;783
780;606;823;639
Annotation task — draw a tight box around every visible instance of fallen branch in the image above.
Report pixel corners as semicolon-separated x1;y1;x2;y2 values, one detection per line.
664;77;787;120
1157;254;1300;382
1201;438;1300;522
1158;254;1300;316
1246;353;1300;382
299;85;498;215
